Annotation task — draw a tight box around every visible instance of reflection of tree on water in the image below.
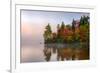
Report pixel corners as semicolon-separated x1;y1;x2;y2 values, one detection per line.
43;47;51;61
43;44;57;61
43;43;89;61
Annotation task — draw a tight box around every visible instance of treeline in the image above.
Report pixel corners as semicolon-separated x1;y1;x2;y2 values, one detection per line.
43;15;89;44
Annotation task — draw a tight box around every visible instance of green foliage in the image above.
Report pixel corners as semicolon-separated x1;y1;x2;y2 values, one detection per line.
79;24;89;42
44;23;52;43
80;16;89;25
65;36;73;43
45;23;52;34
66;25;72;30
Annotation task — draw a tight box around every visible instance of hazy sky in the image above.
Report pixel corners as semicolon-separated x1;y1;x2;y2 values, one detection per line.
21;10;89;46
21;10;89;24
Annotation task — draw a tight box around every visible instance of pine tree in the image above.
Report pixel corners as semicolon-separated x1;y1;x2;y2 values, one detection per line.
44;23;52;43
72;19;75;32
61;21;65;29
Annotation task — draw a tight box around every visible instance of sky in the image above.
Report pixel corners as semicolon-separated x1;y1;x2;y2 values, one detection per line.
21;10;89;46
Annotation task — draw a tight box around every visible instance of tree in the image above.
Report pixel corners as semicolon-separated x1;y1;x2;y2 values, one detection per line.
79;24;89;42
61;21;65;29
44;23;52;43
66;25;71;30
45;23;52;34
79;15;89;42
80;16;89;26
72;19;75;32
80;16;83;26
57;24;60;30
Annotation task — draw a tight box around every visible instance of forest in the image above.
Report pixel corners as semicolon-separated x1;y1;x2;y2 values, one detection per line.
43;15;89;44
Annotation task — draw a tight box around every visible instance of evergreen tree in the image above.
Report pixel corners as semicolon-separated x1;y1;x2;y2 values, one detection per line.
80;16;83;25
57;24;60;30
44;23;52;43
72;19;75;32
80;15;89;25
45;23;52;34
61;21;65;29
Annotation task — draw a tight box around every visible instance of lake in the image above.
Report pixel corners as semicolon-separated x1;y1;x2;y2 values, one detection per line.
20;43;89;63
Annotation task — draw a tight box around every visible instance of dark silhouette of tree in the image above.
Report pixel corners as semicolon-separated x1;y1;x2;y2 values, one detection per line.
61;21;65;29
72;19;75;32
80;16;89;25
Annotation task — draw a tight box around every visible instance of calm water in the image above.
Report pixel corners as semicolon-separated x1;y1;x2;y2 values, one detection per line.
21;43;89;63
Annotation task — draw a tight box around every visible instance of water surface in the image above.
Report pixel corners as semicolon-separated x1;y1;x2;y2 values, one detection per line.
21;43;89;63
